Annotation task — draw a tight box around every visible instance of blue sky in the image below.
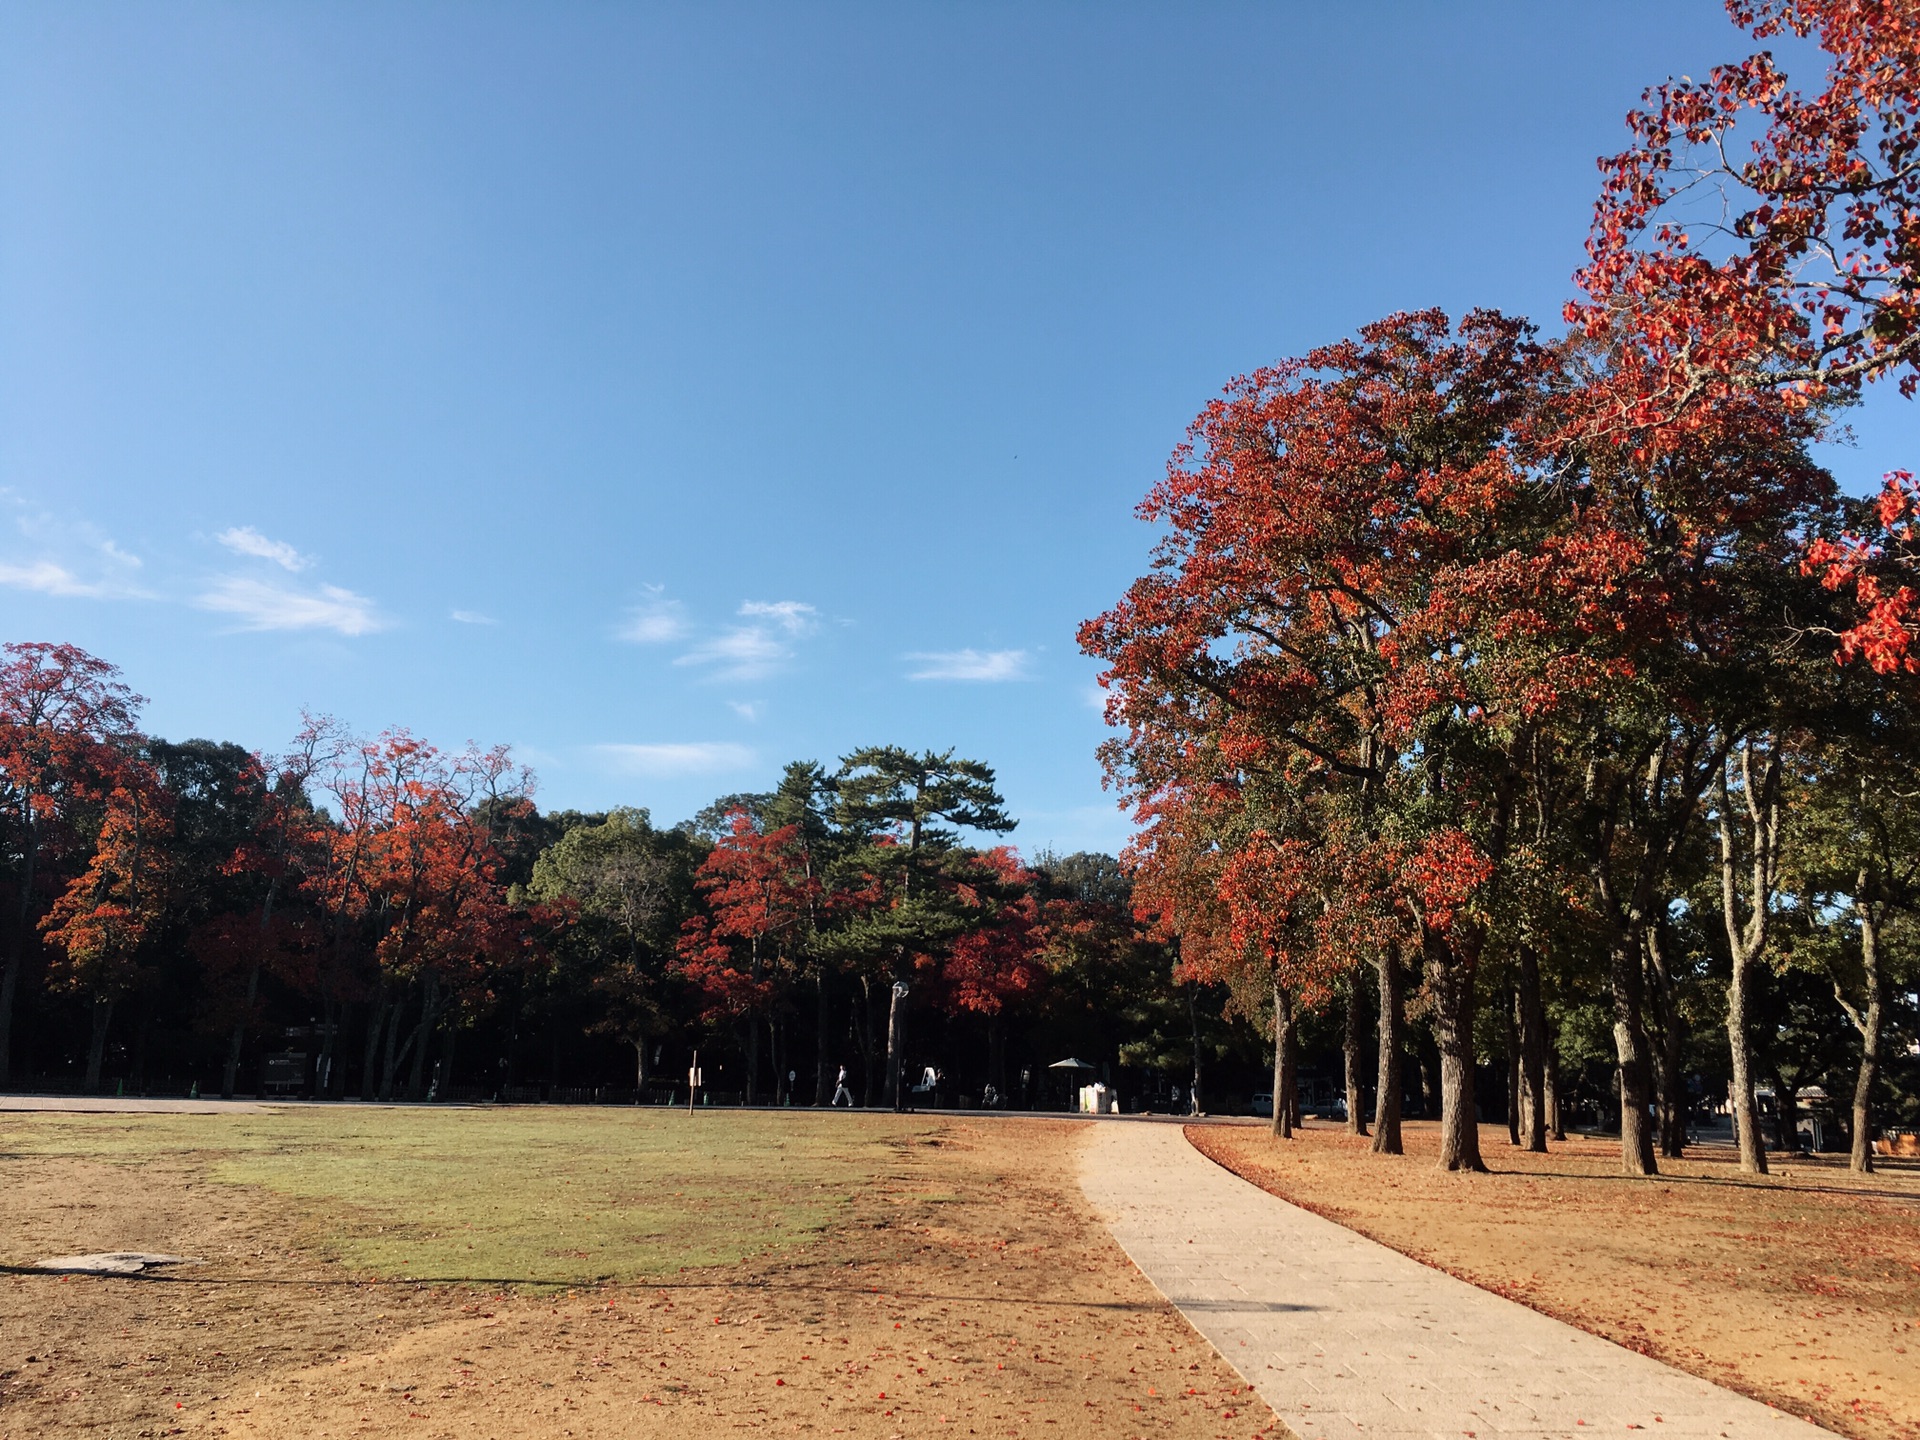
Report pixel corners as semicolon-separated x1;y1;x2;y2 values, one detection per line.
1;2;1913;853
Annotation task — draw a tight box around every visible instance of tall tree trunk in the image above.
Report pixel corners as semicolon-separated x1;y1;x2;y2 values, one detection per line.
1643;927;1686;1157
855;976;877;1107
406;974;439;1100
1187;984;1203;1115
1504;985;1522;1146
1371;947;1404;1154
84;996;115;1093
1343;973;1368;1137
1427;935;1485;1173
222;960;263;1100
1725;950;1768;1173
1415;1027;1441;1119
1545;1039;1565;1140
744;1018;759;1105
1610;936;1660;1175
1836;898;1888;1174
1770;1062;1799;1152
318;996;338;1098
131;1008;150;1094
360;996;387;1101
1717;748;1778;1175
0;949;19;1088
770;1015;784;1104
1284;1031;1301;1129
885;979;908;1111
379;987;410;1102
814;969;832;1106
0;822;42;1088
1516;945;1548;1152
1270;984;1293;1139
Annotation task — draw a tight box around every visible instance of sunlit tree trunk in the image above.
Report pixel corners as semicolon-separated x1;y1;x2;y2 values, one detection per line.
1611;936;1660;1175
1270;984;1293;1139
1426;932;1485;1173
885;980;907;1111
1834;892;1887;1173
1717;747;1778;1176
1371;946;1404;1154
1545;1040;1565;1140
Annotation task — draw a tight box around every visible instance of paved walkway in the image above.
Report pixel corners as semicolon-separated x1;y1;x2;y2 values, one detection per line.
1081;1121;1835;1440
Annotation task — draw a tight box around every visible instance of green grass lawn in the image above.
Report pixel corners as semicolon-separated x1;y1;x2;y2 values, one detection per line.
3;1105;939;1287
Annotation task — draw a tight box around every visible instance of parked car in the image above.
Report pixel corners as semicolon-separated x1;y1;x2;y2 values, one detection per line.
1250;1092;1273;1117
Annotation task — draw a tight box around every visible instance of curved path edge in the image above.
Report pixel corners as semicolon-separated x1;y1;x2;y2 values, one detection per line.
1080;1119;1838;1440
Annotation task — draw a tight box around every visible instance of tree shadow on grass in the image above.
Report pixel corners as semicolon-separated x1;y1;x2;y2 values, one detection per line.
0;1264;1176;1310
1492;1165;1920;1206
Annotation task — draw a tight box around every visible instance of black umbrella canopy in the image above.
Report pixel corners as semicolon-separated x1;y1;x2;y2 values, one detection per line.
1047;1057;1097;1072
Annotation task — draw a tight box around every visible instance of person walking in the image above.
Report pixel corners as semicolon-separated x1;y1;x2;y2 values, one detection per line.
831;1064;854;1107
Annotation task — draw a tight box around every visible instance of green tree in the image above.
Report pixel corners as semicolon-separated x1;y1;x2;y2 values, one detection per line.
524;808;700;1089
832;747;1014;1107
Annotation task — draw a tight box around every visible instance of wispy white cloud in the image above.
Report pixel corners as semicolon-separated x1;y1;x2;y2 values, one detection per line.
0;560;112;598
196;576;386;635
0;499;151;599
451;609;497;625
618;597;687;644
216;525;310;572
596;741;755;777
728;700;763;722
739;599;817;634
676;626;791;680
905;648;1032;682
666;598;821;680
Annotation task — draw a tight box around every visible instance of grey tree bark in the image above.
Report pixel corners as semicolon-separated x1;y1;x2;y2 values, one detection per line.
1716;743;1781;1176
1270;984;1295;1139
1831;887;1888;1173
885;979;908;1111
1426;932;1485;1173
1371;946;1404;1154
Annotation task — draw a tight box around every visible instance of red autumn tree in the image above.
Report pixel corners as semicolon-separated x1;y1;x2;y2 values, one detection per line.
313;730;534;1101
1083;310;1560;1171
677;811;822;1102
1802;468;1920;674
40;770;172;1091
0;642;146;1085
1573;0;1920;425
938;846;1045;1021
204;721;339;1097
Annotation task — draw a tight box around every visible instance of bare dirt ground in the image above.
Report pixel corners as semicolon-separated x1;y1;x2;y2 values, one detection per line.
2;1113;1278;1440
1190;1118;1920;1440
